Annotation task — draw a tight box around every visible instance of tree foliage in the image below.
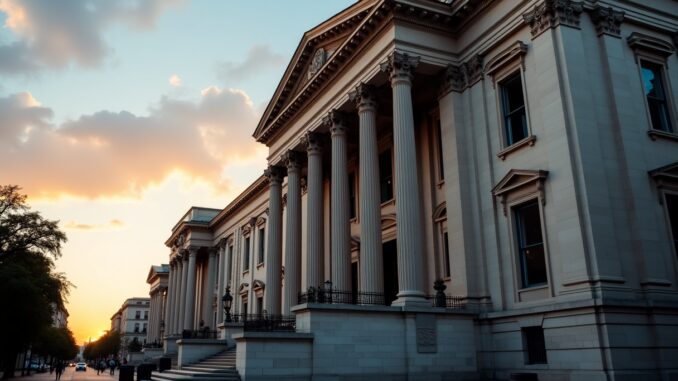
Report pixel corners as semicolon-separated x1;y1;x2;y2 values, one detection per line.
32;327;78;361
83;331;120;360
0;185;72;378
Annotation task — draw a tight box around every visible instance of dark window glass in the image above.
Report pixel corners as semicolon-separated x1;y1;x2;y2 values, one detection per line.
666;194;678;255
436;119;445;180
256;297;263;315
227;245;233;280
379;150;393;203
514;201;547;288
135;311;140;319
143;311;148;320
500;72;528;146
349;172;357;219
243;301;248;314
523;326;547;364
641;61;673;132
244;236;250;271
443;231;451;278
258;228;265;263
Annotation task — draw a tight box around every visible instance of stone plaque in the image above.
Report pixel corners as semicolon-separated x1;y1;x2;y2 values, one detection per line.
416;313;437;353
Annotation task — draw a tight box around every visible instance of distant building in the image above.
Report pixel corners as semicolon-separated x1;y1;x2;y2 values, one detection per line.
110;297;150;358
51;303;68;329
145;264;169;345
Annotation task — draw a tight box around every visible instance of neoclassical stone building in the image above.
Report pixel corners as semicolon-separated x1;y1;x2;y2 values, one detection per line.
146;264;169;345
159;0;678;380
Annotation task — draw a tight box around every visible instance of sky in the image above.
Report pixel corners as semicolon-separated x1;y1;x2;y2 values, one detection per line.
0;0;354;344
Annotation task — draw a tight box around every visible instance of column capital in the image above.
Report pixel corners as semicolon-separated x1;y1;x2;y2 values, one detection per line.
264;165;285;184
588;5;624;38
282;150;304;172
523;0;584;39
208;246;218;256
380;51;420;84
323;110;349;137
349;83;377;112
439;64;466;97
302;131;324;155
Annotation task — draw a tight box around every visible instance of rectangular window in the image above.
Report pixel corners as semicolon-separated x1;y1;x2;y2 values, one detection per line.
666;194;678;255
143;311;148;320
514;201;547;288
258;228;265;264
641;61;673;132
228;245;233;279
243;236;250;271
349;172;357;219
142;324;147;333
135;311;140;319
523;326;547;364
379;149;393;203
500;72;528;146
443;231;451;278
242;300;248;314
134;323;139;333
256;297;263;315
435;118;445;181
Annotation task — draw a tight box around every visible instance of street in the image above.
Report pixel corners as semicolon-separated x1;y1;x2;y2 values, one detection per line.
11;367;118;381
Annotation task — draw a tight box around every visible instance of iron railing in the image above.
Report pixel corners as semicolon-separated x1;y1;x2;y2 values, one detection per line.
298;288;388;306
181;329;218;339
425;295;466;309
226;313;296;332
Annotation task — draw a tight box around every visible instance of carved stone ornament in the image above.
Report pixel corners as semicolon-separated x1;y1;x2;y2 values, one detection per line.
302;131;324;155
256;215;267;227
439;64;466;96
282;150;304;171
264;165;285;185
282;193;288;208
348;83;377;111
462;54;483;87
323;110;349;136
380;51;420;83
523;0;584;39
300;177;308;195
589;6;624;37
308;48;326;80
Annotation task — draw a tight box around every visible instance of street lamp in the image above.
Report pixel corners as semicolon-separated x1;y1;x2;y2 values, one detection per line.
222;286;233;323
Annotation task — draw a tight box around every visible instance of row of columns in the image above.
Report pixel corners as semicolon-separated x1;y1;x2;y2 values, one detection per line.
262;51;427;315
148;287;166;343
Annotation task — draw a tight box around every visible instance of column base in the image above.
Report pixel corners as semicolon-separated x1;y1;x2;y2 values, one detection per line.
391;292;429;308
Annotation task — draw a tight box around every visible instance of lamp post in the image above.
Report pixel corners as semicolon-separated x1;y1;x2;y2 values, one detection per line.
222;286;233;323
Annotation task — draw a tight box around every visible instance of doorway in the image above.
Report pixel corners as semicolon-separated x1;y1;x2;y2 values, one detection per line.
382;240;398;305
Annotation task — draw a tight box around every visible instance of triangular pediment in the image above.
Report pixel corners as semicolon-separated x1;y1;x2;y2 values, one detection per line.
492;169;549;197
253;0;378;142
649;161;678;183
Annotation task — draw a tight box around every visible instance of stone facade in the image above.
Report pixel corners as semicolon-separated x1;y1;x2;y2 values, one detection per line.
159;0;678;379
111;297;150;358
146;264;169;345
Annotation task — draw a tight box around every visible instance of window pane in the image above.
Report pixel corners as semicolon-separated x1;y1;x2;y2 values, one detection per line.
507;109;528;144
244;237;250;270
379;150;393;203
504;75;526;113
443;231;451;278
666;194;678;255
258;228;265;263
515;201;547;288
501;72;528;145
641;62;673;132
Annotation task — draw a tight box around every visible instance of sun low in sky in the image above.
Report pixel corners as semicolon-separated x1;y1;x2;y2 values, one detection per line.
0;0;354;344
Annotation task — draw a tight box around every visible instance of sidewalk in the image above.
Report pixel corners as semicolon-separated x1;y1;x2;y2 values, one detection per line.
8;367;118;381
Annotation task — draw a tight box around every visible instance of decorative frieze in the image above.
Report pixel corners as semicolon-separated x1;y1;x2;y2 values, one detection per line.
589;6;624;38
523;0;584;39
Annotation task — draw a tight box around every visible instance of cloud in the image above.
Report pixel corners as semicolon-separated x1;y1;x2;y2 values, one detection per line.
0;0;181;74
216;45;286;82
0;87;263;199
169;74;182;87
64;219;125;231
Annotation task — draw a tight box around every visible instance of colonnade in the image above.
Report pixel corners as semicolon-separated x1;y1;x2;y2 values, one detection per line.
147;286;166;343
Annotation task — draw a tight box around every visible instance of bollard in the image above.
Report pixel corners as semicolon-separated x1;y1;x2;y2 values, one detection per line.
136;363;156;381
118;365;134;381
157;357;171;372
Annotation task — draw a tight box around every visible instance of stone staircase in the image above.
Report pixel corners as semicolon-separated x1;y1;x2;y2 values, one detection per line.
150;349;239;381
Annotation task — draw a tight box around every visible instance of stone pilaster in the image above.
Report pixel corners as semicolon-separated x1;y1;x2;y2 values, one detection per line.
172;259;182;335
303;132;325;290
264;165;285;315
283;151;303;314
205;247;217;328
523;0;584;39
183;248;198;330
349;83;384;295
177;255;188;333
380;51;427;306
224;241;233;301
326;110;352;292
215;242;224;325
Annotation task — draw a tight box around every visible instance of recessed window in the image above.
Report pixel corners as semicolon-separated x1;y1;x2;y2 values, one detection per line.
641;61;673;133
443;231;450;278
666;194;678;255
349;172;357;219
500;72;528;146
243;236;250;271
514;201;547;288
257;228;265;264
379;149;393;203
256;297;263;315
522;326;547;364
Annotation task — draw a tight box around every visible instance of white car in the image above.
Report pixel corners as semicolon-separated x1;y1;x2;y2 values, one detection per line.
75;363;87;371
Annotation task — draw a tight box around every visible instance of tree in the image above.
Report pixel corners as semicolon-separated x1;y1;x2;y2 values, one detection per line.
32;327;78;362
83;331;120;361
0;185;71;379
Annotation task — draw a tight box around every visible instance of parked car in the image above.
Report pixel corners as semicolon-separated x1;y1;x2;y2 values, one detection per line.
75;363;87;372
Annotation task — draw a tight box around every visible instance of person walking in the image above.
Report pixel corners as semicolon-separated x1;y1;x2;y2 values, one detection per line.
108;358;116;376
54;361;64;381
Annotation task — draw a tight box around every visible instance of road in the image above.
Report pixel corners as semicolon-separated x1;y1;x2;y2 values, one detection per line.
11;366;118;381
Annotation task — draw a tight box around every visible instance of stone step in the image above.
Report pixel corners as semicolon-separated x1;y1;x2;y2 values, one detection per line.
151;371;239;381
194;360;235;366
184;362;236;368
169;369;238;376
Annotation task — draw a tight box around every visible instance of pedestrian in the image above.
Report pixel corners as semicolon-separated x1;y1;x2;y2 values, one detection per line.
109;358;116;375
54;361;64;381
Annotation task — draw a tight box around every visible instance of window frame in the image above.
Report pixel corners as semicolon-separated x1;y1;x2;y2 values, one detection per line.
513;200;548;289
257;226;266;265
663;191;678;260
243;235;251;273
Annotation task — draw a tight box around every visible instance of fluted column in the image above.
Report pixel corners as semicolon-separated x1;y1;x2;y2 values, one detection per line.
283;151;303;314
215;242;225;325
304;132;324;290
381;51;427;306
224;242;233;297
177;256;187;333
205;247;217;328
326;111;352;292
164;263;175;337
350;84;384;295
183;248;198;329
264;166;285;315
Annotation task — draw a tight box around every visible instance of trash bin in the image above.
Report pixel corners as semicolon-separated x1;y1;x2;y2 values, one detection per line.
118;365;134;381
157;357;171;372
137;363;156;381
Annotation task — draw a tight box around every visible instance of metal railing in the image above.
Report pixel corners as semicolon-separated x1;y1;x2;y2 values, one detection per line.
425;295;466;309
227;313;296;332
181;329;218;339
298;288;388;306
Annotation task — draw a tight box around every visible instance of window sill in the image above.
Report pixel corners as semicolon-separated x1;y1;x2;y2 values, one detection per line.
648;129;678;142
256;262;264;269
242;270;250;276
381;198;395;207
497;135;537;160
